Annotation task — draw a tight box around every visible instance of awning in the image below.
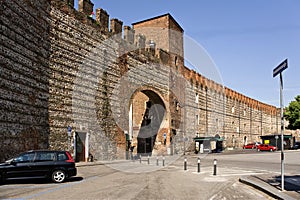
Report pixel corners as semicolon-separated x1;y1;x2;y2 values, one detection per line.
260;134;292;139
194;136;224;142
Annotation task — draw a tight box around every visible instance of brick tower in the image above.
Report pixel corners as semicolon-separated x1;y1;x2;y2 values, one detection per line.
132;13;184;68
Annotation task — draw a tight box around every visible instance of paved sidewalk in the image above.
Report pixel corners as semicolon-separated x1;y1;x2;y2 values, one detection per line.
240;174;300;200
76;156;300;199
76;155;181;173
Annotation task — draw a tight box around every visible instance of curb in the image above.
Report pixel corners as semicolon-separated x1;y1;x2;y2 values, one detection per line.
239;176;295;200
76;161;104;167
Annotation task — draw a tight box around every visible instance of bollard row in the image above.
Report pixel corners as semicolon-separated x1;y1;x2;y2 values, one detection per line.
138;155;166;166
184;157;217;175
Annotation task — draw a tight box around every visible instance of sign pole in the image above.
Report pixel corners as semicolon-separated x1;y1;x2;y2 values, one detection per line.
273;58;287;191
280;72;284;191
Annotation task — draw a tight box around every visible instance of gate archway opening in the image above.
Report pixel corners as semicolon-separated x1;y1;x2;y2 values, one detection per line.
129;89;167;156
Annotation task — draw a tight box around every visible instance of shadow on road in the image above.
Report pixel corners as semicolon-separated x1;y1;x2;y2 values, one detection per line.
275;175;300;193
68;176;84;182
259;175;300;193
1;176;84;185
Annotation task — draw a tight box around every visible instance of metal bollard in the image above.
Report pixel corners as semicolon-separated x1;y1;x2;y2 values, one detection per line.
197;157;200;173
213;159;217;175
140;155;142;163
156;157;159;166
184;157;187;170
147;155;150;164
163;156;165;166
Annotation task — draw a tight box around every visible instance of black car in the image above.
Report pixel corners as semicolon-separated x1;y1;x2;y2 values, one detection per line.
0;150;77;184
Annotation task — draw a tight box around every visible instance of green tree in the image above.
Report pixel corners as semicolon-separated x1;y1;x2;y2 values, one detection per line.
284;95;300;130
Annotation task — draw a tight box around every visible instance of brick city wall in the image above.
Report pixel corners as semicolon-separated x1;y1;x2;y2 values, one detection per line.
0;0;51;161
0;0;281;161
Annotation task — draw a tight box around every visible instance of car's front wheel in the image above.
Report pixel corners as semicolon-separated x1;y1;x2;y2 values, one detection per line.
270;149;273;152
52;170;66;183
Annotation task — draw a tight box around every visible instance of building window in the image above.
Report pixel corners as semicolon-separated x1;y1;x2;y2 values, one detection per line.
231;106;235;113
171;119;175;127
176;102;180;111
196;114;199;125
195;93;199;103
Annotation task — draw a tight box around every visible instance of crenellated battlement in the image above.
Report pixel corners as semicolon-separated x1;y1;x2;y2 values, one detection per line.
52;0;165;61
1;0;285;162
124;26;135;44
52;0;278;123
95;8;109;33
78;0;93;16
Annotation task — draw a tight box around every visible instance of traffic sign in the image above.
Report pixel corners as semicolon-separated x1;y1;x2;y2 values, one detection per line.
67;126;72;137
272;58;288;191
273;59;288;77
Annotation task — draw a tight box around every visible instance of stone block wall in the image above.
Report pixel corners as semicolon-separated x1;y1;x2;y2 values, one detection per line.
0;0;282;161
180;71;279;150
48;1;126;160
0;0;51;161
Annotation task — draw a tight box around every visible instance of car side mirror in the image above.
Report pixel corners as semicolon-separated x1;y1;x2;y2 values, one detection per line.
10;159;18;165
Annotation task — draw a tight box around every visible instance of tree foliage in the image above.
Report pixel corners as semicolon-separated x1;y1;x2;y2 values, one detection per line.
284;95;300;130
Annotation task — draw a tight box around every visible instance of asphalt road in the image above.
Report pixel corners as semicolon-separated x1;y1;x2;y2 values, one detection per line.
1;149;299;199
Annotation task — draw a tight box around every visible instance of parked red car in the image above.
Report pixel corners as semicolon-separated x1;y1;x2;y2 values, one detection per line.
257;144;277;152
243;143;256;149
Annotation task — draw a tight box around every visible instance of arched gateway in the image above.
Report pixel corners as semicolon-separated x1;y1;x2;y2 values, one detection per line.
129;89;170;156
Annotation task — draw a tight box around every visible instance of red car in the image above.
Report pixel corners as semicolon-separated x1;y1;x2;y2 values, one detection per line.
243;143;256;149
257;144;277;152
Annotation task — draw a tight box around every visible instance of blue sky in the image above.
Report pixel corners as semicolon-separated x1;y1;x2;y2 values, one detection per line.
75;0;300;107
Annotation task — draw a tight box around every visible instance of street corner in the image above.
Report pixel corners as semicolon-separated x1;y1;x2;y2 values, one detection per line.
239;174;298;200
76;160;105;167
